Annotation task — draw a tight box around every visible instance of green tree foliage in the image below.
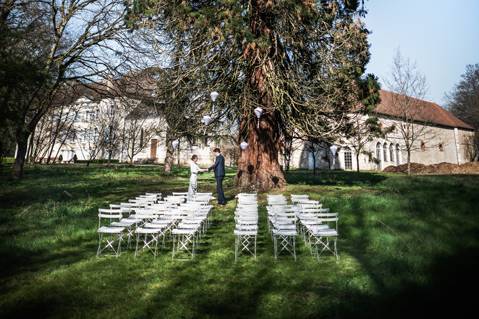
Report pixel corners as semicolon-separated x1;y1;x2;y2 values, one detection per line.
447;64;479;160
128;1;373;190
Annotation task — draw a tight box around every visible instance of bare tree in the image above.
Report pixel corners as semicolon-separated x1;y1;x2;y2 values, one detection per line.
347;114;386;172
116;97;164;165
3;0;126;178
123;118;160;165
30;103;80;163
386;51;432;175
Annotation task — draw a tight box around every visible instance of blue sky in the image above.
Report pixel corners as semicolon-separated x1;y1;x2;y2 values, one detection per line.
363;0;479;106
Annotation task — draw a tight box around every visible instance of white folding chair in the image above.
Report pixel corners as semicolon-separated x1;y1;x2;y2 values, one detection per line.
310;213;339;261
134;224;168;257
96;208;125;257
271;210;297;261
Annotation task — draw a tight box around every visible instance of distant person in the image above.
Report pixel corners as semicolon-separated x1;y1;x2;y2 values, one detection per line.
188;155;208;201
72;154;78;163
58;154;63;163
208;148;226;205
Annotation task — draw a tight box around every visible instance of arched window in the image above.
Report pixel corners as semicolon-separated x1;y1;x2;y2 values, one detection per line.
383;142;388;162
389;144;394;163
376;142;382;170
396;144;400;165
344;147;352;170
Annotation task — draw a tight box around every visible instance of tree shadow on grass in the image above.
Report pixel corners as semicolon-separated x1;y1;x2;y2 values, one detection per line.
334;247;479;319
286;170;388;186
334;181;479;319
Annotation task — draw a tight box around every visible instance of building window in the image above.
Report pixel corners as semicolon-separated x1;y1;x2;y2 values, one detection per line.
421;141;426;151
389;144;394;163
438;143;444;151
383;142;388;161
344;147;352;170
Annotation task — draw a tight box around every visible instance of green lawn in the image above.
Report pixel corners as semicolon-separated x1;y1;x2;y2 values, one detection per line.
0;165;478;318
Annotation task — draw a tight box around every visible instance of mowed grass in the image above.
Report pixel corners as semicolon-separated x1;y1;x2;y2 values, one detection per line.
0;165;478;318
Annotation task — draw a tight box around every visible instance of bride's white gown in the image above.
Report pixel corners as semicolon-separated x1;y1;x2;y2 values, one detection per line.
188;161;202;201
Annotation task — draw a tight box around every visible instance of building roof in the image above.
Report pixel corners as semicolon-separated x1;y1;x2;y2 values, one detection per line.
374;90;474;131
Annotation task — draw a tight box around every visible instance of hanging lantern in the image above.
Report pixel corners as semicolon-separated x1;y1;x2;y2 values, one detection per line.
254;107;263;119
254;107;263;128
172;139;180;149
240;141;249;150
210;91;219;102
202;115;213;126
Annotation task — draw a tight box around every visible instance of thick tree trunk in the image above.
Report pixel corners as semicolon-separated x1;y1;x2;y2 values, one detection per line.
164;144;174;173
236;114;285;192
235;0;287;191
13;131;29;179
163;127;176;173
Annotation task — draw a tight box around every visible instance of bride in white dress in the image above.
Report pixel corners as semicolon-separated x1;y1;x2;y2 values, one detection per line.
188;154;207;201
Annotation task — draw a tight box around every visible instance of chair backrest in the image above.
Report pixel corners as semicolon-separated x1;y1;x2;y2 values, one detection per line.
165;196;185;204
317;212;339;230
145;192;162;200
98;208;122;227
291;194;310;203
299;202;322;210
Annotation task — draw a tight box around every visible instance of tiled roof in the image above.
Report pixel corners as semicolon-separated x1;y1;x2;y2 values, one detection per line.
374;90;474;130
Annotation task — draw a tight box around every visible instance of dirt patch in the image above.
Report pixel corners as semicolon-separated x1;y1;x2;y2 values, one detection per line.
383;162;479;174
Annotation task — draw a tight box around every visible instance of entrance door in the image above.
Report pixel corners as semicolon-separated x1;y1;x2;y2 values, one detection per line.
150;139;158;159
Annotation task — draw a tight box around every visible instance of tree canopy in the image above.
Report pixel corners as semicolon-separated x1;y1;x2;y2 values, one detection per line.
128;0;374;190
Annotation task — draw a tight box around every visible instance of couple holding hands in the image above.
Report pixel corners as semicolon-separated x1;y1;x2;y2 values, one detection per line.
188;148;226;205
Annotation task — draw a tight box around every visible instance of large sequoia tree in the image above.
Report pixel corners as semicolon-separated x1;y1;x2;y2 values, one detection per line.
129;0;372;191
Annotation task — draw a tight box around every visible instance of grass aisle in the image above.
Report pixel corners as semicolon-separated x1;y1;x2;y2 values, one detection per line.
0;165;478;318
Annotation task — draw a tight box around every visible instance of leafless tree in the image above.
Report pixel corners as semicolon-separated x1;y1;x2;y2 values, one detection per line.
3;0;127;178
123;118;161;165
386;51;432;175
30;103;80;163
347;113;390;172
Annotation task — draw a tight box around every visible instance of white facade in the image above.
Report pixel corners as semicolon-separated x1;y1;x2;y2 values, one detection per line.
45;95;475;171
45;96;231;166
288;115;475;171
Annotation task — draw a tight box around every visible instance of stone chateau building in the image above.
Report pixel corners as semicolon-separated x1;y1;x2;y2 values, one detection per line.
32;88;475;171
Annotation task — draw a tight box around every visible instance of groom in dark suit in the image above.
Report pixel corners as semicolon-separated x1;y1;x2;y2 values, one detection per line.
209;148;226;205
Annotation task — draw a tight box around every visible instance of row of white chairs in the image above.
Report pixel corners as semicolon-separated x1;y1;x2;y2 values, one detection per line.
293;195;339;261
96;192;213;259
267;194;298;260
234;193;258;261
266;194;339;261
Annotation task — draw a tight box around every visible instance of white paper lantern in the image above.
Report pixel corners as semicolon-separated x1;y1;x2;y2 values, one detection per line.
210;91;219;102
202;115;213;125
240;141;249;150
254;107;263;119
172;139;179;149
254;107;263;128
